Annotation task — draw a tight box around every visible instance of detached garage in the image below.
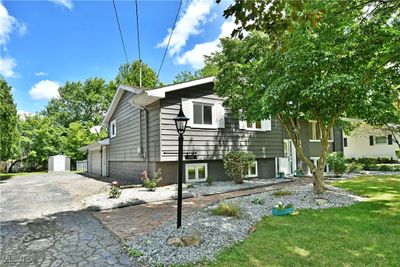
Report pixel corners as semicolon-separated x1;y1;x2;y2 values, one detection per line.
48;155;70;172
79;139;109;177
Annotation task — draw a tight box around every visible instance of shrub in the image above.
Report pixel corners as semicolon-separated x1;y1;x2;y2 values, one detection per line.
273;190;292;197
274;202;293;210
346;162;363;173
108;181;122;198
206;176;214;186
251;197;265;205
396;150;400;159
212;203;241;218
127;248;143;257
295;168;304;176
186;183;194;188
141;169;162;191
327;152;347;177
223;151;255;184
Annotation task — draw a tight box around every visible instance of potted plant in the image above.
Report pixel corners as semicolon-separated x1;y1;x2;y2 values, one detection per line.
272;202;293;216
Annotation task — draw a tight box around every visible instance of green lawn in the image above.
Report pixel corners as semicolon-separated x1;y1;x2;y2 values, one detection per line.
202;175;400;266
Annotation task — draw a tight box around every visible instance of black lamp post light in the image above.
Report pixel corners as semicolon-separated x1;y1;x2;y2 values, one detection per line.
173;102;189;228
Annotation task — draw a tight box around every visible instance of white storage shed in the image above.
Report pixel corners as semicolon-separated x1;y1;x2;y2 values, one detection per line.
48;155;71;172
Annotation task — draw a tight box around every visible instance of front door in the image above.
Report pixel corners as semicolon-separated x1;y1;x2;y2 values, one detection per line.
283;139;297;175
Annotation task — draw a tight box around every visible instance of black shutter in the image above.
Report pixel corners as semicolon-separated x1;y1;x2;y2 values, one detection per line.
369;136;374;146
388;135;393;145
343;138;348;147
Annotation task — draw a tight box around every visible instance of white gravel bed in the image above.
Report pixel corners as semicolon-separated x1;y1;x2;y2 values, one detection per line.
129;184;361;266
83;178;292;210
83;185;195;210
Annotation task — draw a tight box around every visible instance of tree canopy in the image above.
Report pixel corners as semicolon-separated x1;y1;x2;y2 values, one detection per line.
0;78;19;161
116;60;161;88
173;62;219;84
213;0;399;193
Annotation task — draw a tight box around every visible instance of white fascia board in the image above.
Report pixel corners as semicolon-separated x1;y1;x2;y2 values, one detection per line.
102;85;143;125
147;77;215;98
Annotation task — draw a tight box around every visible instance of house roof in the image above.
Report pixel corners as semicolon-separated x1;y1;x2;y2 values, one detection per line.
79;138;110;151
103;77;216;125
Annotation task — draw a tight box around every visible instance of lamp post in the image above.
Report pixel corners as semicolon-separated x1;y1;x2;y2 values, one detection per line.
173;102;189;228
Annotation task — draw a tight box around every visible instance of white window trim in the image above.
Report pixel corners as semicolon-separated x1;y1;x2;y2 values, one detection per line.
185;163;208;183
245;161;258;178
191;101;218;129
110;120;117;138
245;121;264;131
309;121;334;142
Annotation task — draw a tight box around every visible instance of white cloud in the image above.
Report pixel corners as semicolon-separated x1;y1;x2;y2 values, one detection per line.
17;110;33;119
49;0;74;10
157;0;213;56
176;19;237;69
0;57;17;77
17;22;27;36
0;3;16;45
29;80;61;100
34;71;48;77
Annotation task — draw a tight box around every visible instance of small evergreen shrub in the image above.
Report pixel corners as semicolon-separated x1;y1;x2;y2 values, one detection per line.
251;197;265;205
206;176;214;186
223;151;255;184
327;152;347;177
108;181;122;199
141;169;162;191
212;203;241;218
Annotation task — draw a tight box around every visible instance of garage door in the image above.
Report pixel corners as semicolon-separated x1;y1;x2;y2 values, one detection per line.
90;150;101;175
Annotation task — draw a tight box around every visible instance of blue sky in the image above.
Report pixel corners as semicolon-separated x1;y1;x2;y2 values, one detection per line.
0;0;234;114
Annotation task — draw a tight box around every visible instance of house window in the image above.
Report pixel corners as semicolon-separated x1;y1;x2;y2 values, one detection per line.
185;163;207;182
343;138;348;147
193;103;213;125
110;120;117;138
245;161;258;178
246;120;262;130
375;136;387;144
309;121;333;141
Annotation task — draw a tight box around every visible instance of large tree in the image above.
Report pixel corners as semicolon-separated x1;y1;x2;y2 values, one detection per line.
0;78;19;161
212;0;399;193
116;60;161;88
173;62;219;84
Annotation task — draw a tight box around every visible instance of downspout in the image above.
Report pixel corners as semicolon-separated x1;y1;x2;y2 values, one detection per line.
145;107;149;174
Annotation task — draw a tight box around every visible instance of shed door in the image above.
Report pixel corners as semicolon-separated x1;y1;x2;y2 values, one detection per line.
53;157;65;171
91;150;101;175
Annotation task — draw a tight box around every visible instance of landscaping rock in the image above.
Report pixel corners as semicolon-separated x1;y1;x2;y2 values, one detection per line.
181;231;201;247
315;198;328;205
166;237;184;247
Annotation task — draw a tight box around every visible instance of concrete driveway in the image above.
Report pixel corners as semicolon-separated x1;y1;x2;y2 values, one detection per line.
0;172;135;266
0;172;107;222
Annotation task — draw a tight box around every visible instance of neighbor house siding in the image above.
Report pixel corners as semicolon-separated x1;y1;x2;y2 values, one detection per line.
159;83;284;162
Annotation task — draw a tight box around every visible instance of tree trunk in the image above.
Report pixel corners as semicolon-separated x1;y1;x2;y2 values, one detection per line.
312;168;325;194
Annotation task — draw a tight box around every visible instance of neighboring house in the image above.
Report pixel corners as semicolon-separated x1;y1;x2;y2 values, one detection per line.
82;77;344;184
342;122;398;160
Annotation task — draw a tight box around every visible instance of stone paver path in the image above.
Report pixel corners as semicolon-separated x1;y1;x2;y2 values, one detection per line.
94;178;310;242
0;211;135;267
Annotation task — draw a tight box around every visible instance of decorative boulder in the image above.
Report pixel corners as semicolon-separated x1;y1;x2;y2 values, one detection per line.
315;198;328;205
181;231;201;247
166;237;184;247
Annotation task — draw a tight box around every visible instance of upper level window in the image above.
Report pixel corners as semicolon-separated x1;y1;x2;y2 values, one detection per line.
193;103;213;125
246;120;262;130
309;121;333;141
110;120;117;138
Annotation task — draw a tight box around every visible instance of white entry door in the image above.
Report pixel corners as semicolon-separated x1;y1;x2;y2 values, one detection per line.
282;139;297;175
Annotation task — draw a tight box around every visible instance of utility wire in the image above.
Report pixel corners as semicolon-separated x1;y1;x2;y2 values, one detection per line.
112;0;129;64
157;0;183;78
134;0;142;87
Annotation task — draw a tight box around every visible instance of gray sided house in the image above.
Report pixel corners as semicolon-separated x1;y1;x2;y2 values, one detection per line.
83;77;343;184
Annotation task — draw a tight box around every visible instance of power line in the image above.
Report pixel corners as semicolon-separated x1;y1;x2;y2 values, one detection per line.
157;0;183;78
134;0;142;87
112;0;129;64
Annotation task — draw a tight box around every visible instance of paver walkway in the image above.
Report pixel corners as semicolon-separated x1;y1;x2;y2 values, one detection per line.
94;178;311;242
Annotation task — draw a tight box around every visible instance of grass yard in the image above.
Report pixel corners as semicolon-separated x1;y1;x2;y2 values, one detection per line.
202;175;400;266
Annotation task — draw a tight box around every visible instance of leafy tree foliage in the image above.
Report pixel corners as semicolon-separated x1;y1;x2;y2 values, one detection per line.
213;0;399;193
61;122;96;160
116;60;160;88
173;62;219;83
44;78;116;128
0;78;19;161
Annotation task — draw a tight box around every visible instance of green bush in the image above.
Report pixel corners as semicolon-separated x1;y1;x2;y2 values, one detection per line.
346;162;363;173
251;197;265;205
363;164;400;171
127;248;143;257
108;181;122;199
327;152;347;177
212;203;242;218
206;176;214;186
273;190;292;197
223;151;255;184
141;169;163;191
186;183;194;188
